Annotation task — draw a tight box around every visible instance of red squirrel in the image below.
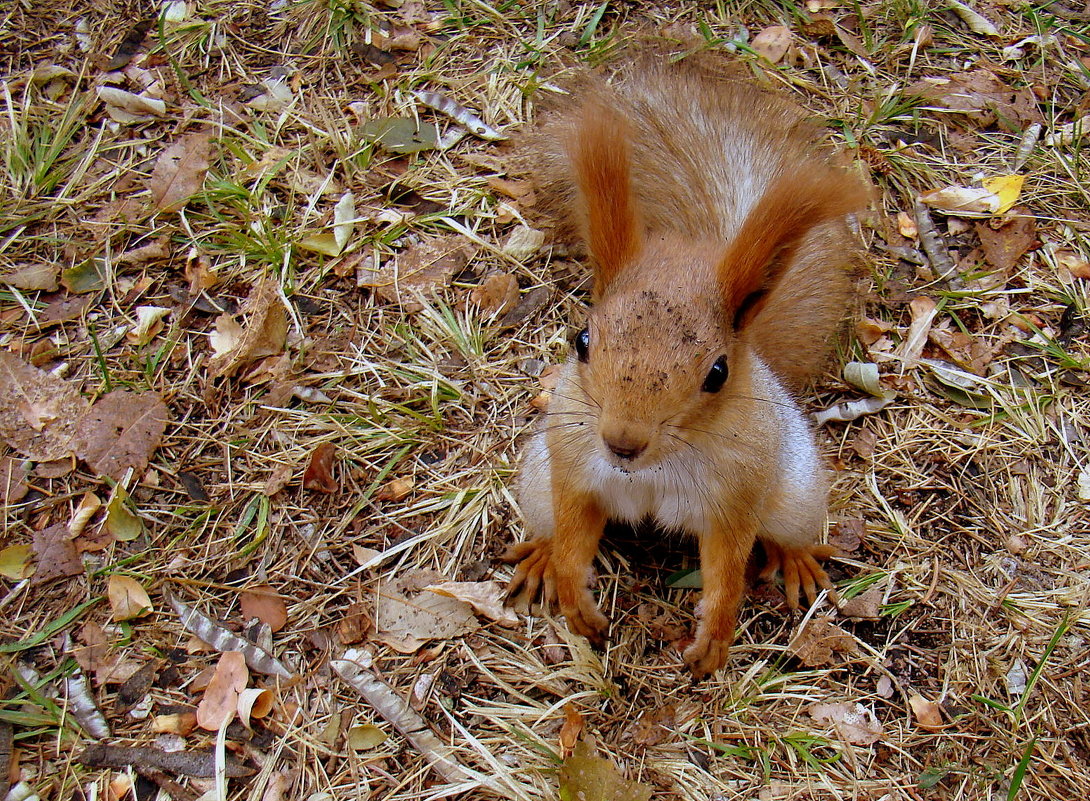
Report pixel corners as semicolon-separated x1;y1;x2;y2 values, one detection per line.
503;60;868;679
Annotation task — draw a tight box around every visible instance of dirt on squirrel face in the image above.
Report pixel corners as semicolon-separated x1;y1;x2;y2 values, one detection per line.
1;2;1088;800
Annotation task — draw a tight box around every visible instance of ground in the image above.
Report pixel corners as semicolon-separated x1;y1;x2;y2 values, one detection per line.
1;1;1090;799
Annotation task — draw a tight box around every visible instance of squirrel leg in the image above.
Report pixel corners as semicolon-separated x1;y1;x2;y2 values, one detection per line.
503;495;608;646
683;525;755;680
758;540;838;609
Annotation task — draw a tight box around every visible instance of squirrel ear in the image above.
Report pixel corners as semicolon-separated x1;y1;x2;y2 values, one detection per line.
719;167;868;329
571;100;642;297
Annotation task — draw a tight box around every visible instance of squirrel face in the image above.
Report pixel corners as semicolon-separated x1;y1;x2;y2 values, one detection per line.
573;238;746;471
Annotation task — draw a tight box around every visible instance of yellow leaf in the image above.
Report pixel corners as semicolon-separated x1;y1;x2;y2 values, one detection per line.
106;487;144;542
108;575;153;621
981;175;1024;215
0;544;34;580
348;724;388;750
298;233;342;257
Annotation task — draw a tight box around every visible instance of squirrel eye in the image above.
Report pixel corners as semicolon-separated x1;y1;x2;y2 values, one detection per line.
702;355;729;393
573;328;590;362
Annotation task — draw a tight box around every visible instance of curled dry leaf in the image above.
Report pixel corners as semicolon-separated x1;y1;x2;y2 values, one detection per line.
895;296;938;369
149;132;214;213
908;693;945;731
209;278;288;379
808;701;884;746
302;442;338;494
65;670;111;739
840;586;883;620
96;86;166;123
501;225;545;261
237;687;274;729
559;704;584;757
108;575;153;621
196;651;248;731
74;390;169;481
105;486;144;542
239;585;289;632
947;0;1000;37
375;476;414;502
0;352;90;461
812;395;893;426
424;580;519;626
127;306;170;346
470;273;520;315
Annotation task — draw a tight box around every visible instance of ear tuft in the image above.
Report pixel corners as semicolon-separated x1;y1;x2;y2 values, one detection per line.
719;167;868;327
570;99;642;296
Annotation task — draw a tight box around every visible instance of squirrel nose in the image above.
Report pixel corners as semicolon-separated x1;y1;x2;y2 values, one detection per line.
604;435;647;460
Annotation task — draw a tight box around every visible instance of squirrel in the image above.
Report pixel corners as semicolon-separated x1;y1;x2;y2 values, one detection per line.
502;59;869;680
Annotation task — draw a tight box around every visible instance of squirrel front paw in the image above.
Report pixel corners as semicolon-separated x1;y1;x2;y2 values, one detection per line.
501;538;608;647
683;634;732;681
759;541;839;609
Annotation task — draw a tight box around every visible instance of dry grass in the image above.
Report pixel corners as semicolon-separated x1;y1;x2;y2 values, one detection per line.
1;1;1089;799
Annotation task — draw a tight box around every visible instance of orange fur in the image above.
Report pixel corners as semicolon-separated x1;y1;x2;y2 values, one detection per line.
505;58;865;679
570;101;643;297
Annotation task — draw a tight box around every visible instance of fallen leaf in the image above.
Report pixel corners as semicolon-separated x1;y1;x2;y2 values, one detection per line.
975;209;1036;273
0;351;90;460
840;586;883;619
1056;251;1090;280
905;70;1041;132
624;704;676;747
790;616;856;667
559;704;584;756
0;263;58;291
127;305;170;346
115;661;158;713
896;211;918;239
96;86;167;123
808;701;884;745
947;0;1000;37
151;711;198;736
895;296;938;369
558;741;653;801
184;252;219;293
118;236;170;266
361;117;439;154
240;585;289;632
919;184;1000;216
1077;466;1090;502
302;442;338;493
502;225;545;261
424;580;519;626
374;574;478;653
0;453;30;504
470;273;520;315
375;476;414;501
981;175;1024;215
108;575;153;621
830;519;866;552
751;25;793;63
348;724;388;750
0;544;34;581
196;651;248;731
31;522;83;584
74;390;169;481
208;278;288;379
356;235;472;309
105;486;144;541
237;687;274;729
61;259;108;293
908;693;945;731
337;601;372;644
149;132;214;213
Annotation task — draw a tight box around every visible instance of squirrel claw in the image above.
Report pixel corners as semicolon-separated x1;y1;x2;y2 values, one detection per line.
502;538;609;646
760;541;839;609
683;635;731;680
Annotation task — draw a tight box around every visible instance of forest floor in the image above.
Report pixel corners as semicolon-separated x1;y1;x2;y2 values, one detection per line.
1;0;1090;799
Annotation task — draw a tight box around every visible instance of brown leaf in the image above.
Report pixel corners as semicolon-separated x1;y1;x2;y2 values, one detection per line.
0;453;30;504
975;209;1036;273
0;262;58;291
624;704;676;747
150;132;214;213
909;693;945;731
0;351;90;460
840;586;883;620
790;616;856;667
108;575;153;621
829;519;865;552
116;661;158;713
375;476;414;502
209;278;288;379
470;273;519;315
374;573;478;653
302;442;338;493
239;585;288;632
74;390;169;481
31;522;83;584
336;602;372;644
196;651;248;731
905;70;1042;132
751;25;793;62
808;701;884;745
559;703;584;757
356;235;472;310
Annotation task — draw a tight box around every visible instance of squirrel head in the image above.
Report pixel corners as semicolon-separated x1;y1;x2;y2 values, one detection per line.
564;97;868;470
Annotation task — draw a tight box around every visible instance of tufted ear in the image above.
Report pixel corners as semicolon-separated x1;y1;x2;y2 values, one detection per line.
571;100;643;298
719;166;868;329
